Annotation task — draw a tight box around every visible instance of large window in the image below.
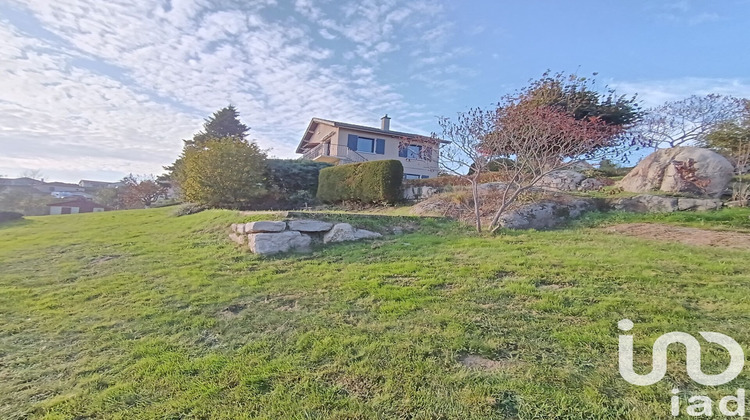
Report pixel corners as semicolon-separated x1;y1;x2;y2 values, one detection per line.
356;137;375;153
406;144;422;159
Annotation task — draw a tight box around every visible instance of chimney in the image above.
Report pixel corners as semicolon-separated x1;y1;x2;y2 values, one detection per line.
380;114;391;131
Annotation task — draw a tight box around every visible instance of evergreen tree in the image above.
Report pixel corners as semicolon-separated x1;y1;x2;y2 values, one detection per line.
165;105;251;179
186;105;250;148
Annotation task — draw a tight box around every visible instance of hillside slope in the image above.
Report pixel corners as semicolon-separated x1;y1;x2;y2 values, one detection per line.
1;207;749;419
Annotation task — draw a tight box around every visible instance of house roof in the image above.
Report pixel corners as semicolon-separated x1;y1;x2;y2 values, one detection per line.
296;117;444;154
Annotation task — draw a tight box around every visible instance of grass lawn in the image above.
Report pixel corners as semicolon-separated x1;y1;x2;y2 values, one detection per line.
1;207;750;419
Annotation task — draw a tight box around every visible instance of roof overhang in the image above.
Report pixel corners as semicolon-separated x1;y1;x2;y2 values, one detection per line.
296;118;335;154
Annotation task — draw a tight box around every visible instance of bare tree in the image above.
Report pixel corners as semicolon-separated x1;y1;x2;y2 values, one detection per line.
435;108;496;232
638;94;745;149
703;99;750;204
20;169;45;181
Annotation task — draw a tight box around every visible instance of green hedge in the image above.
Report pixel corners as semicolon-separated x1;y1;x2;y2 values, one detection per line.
317;160;404;204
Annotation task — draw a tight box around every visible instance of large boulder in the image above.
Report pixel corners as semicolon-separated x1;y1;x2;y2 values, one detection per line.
618;147;734;197
287;219;333;232
538;170;586;191
245;221;287;233
497;198;597;230
247;231;311;255
323;223;382;243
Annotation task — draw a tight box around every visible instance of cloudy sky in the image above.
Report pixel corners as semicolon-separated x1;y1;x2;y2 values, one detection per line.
1;0;749;182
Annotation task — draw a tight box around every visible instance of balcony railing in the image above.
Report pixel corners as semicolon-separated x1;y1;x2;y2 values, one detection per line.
301;143;367;163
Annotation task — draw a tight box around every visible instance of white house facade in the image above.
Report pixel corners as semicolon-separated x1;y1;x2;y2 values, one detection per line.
296;116;444;179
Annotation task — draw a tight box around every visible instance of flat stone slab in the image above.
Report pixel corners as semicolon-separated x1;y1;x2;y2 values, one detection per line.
287;219;333;232
247;231;311;255
245;221;286;233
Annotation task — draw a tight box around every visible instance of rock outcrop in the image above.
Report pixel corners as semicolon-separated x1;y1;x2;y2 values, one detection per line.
538;170;586;192
497;198;598;230
608;195;678;213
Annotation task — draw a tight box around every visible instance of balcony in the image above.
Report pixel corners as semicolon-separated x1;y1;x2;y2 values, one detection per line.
301;143;366;164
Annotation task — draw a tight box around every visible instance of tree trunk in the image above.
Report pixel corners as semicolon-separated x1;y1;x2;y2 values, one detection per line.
470;179;481;232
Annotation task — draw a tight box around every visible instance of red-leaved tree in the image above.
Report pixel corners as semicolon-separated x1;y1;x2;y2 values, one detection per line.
485;104;623;231
120;174;168;209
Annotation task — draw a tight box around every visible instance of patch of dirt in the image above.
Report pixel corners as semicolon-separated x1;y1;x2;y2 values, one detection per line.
90;255;120;264
218;303;248;318
603;223;750;250
458;354;518;372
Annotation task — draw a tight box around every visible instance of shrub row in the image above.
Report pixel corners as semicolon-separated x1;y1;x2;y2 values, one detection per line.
317;160;404;204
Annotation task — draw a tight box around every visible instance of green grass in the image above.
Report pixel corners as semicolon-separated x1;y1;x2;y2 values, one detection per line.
575;207;750;232
1;207;750;419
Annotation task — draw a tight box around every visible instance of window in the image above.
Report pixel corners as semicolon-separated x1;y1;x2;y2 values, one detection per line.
399;142;429;160
356;137;375;153
404;173;421;180
406;144;422;159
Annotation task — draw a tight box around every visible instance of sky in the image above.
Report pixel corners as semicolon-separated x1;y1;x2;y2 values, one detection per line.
1;0;749;183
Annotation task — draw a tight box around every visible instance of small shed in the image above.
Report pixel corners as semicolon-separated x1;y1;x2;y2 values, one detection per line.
48;199;109;215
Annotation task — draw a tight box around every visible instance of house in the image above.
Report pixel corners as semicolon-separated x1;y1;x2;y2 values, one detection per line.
47;198;109;215
296;115;445;179
34;182;85;194
78;179;124;188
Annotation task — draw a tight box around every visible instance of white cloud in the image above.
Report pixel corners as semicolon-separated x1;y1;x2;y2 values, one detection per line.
611;77;750;107
1;0;458;181
0;22;202;180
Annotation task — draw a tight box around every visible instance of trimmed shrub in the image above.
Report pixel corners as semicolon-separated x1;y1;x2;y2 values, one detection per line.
0;211;23;223
317;160;404;204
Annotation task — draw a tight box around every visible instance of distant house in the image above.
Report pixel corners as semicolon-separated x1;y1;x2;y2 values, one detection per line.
34;182;85;194
296;115;446;179
78;179;124;188
48;199;109;215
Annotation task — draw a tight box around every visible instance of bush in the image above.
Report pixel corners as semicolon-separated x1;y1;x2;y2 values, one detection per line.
317;160;404;204
0;211;23;223
172;203;207;217
178;138;267;209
